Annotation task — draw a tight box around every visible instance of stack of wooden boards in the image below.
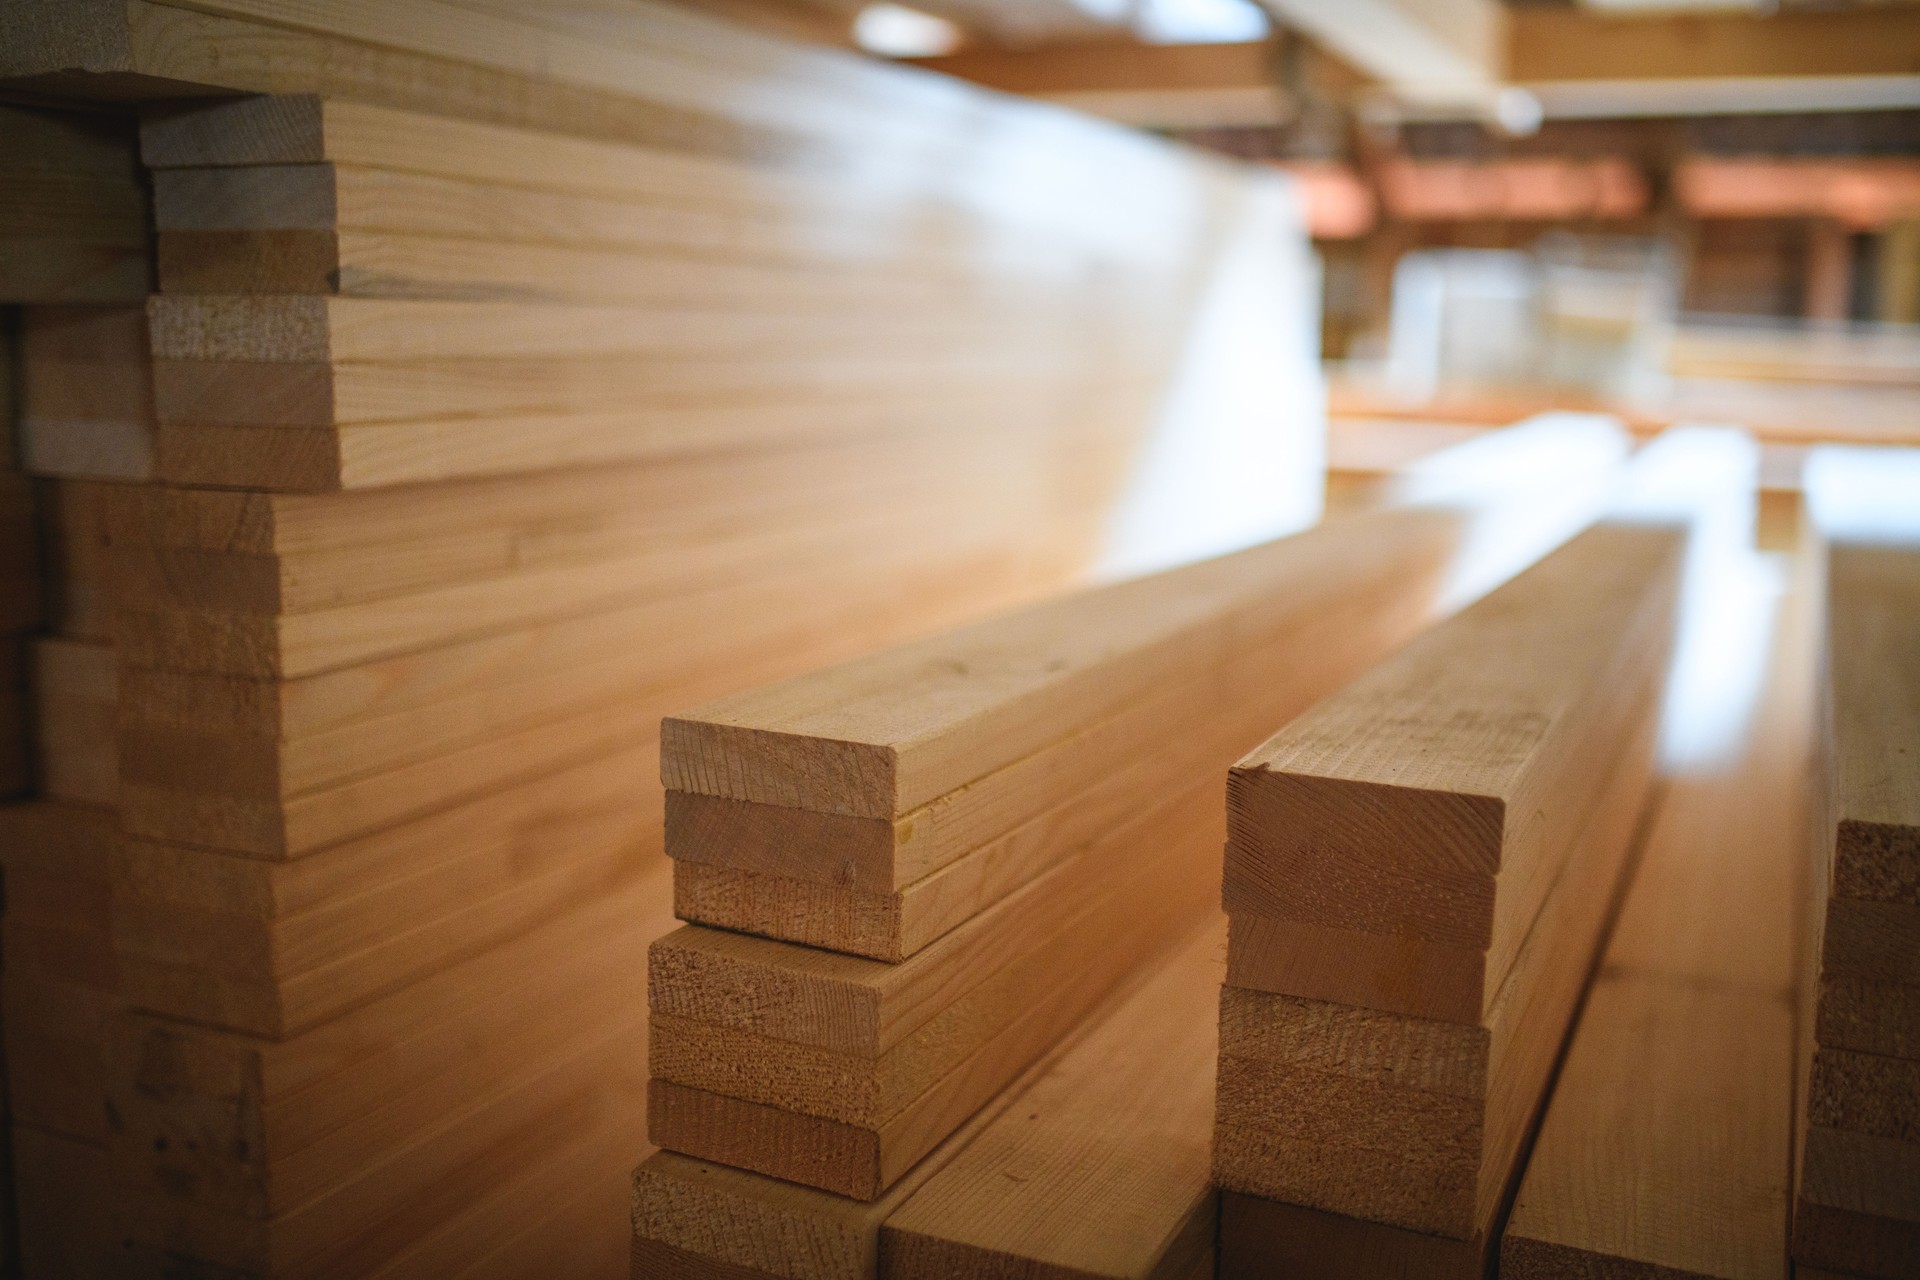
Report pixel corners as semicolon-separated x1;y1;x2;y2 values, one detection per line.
0;1;1323;1274
1214;521;1684;1276
1503;527;1819;1277
1795;540;1920;1279
0;100;154;1279
633;503;1465;1270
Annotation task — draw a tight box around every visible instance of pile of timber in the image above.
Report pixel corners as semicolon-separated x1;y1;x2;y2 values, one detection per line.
1794;539;1920;1279
633;503;1464;1272
0;2;1323;1274
0;100;153;1279
1214;520;1685;1276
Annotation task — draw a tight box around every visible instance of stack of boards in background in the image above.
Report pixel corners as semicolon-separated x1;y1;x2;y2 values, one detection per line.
1796;541;1920;1279
1214;521;1684;1276
634;503;1463;1274
0;0;1321;1275
0;101;154;1279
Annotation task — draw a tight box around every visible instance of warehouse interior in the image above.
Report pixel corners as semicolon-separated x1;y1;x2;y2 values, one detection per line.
0;1;1915;1277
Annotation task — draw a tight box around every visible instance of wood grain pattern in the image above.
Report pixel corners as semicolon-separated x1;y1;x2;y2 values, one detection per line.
663;508;1458;848
1795;538;1920;1280
881;918;1223;1280
648;779;1222;1197
4;4;1326;1276
105;861;672;1273
1504;535;1817;1280
1222;523;1683;1011
667;513;1454;958
1215;522;1681;1245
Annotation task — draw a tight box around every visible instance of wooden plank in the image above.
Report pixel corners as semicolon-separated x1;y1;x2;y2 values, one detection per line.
1214;697;1657;1241
149;163;1054;278
628;933;1167;1280
113;533;1056;861
647;777;1221;1199
1214;522;1681;1242
663;507;1459;839
668;515;1452;959
1503;984;1792;1280
880;917;1222;1280
149;347;1099;431
370;1115;642;1279
109;865;671;1276
1222;523;1681;1019
18;305;156;481
1820;543;1920;923
146;295;1067;366
153;229;1058;307
1795;538;1920;1280
0;104;148;303
111;745;662;1037
119;1022;648;1277
111;422;1063;625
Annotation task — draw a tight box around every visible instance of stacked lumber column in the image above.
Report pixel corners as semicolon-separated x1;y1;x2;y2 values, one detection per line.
1215;521;1684;1277
8;469;147;1280
633;506;1464;1271
0;3;1338;1274
1793;538;1920;1279
0;99;153;1280
98;101;1105;1278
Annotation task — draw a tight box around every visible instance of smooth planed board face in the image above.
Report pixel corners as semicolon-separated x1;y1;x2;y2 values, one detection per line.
662;508;1464;819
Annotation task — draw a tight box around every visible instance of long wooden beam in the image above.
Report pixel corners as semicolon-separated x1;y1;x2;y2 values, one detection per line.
910;39;1291;127
1217;521;1682;1248
1793;538;1920;1279
1510;8;1920;84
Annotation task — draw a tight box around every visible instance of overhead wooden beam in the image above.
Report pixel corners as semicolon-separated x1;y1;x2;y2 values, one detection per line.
912;39;1292;127
1255;0;1504;106
1510;8;1920;83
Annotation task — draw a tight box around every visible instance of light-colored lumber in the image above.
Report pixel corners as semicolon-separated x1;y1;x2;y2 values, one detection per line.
1214;696;1655;1238
668;511;1455;959
1222;522;1680;1020
114;535;1052;860
662;508;1459;873
1794;538;1920;1280
109;862;672;1274
1214;522;1681;1242
647;777;1221;1198
629;933;1163;1280
111;745;661;1036
1503;537;1816;1279
880;917;1222;1280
